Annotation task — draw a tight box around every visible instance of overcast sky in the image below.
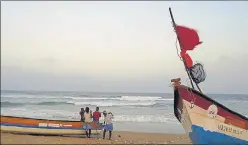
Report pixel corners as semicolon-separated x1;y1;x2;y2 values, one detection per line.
1;1;248;94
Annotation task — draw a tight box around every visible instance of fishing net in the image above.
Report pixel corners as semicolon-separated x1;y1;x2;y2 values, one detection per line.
188;63;206;84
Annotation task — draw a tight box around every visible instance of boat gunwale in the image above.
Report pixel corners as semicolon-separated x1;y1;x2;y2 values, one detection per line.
177;85;248;121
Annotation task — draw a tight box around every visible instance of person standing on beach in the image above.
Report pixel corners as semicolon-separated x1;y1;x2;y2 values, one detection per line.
103;112;114;140
100;110;107;125
83;107;93;138
93;107;101;123
79;108;85;122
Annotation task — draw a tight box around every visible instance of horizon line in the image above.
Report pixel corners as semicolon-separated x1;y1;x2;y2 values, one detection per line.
1;89;247;96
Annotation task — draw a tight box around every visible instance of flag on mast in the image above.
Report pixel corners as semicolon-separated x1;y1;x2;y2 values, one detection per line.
176;25;202;51
176;25;202;68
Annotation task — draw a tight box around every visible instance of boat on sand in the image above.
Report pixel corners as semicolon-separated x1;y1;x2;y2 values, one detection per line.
1;115;103;136
169;7;248;144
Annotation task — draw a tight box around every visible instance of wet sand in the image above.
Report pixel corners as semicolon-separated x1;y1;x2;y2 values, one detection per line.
1;131;191;144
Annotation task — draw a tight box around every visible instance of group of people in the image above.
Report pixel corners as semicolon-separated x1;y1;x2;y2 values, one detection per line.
79;106;114;139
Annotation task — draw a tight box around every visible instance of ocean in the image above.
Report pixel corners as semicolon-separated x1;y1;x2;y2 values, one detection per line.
1;90;248;134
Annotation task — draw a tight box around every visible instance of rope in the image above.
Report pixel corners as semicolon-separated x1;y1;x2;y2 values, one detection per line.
185;78;196;107
175;38;183;61
175;37;196;90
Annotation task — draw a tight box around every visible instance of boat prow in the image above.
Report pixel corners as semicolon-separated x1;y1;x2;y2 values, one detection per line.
0;115;103;136
171;79;248;144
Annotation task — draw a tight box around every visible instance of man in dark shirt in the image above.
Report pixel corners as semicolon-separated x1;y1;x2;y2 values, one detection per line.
93;107;101;123
79;108;85;122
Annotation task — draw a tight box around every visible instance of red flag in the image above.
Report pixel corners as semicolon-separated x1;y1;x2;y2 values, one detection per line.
176;25;202;51
180;51;193;68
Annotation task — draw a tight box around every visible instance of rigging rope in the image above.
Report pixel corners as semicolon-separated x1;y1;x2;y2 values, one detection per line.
175;38;183;61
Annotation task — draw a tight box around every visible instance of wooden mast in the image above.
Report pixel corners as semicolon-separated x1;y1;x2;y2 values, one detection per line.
169;7;202;93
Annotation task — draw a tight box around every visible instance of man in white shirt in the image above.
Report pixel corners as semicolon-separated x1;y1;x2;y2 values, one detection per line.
103;112;114;140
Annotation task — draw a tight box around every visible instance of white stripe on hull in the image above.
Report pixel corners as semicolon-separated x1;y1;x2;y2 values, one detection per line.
1;126;100;135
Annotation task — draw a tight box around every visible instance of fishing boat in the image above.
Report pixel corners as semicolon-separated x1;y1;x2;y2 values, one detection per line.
0;115;103;136
169;8;248;144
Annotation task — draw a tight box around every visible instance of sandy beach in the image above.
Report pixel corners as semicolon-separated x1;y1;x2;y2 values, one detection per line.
1;131;191;144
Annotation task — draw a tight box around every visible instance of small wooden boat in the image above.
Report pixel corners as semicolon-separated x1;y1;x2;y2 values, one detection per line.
169;8;248;144
1;115;103;136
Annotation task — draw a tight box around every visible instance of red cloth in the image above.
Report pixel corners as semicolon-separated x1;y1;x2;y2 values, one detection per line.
176;25;203;68
176;25;202;51
93;111;101;121
180;51;193;68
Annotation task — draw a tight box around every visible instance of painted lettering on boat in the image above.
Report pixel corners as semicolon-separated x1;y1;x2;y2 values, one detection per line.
38;123;72;128
217;124;243;135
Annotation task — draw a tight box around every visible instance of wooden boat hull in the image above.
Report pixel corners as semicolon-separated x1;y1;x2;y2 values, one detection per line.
0;116;103;135
173;85;248;144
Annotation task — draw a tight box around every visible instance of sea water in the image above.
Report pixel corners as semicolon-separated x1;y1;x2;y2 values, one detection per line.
1;91;248;134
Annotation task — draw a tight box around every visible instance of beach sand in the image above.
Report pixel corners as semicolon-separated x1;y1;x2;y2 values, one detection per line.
1;131;191;144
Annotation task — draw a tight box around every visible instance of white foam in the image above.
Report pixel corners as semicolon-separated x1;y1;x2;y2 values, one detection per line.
64;96;110;100
1;108;79;121
119;96;172;101
67;101;157;107
113;115;177;123
1;108;177;123
64;96;173;101
2;94;174;102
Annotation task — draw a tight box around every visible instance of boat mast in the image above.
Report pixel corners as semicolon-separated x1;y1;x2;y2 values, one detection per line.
169;7;202;92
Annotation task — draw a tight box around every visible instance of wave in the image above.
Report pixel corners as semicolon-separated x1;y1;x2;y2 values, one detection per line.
2;94;173;102
37;102;69;105
119;96;172;101
1;101;69;107
227;100;248;103
1;100;158;107
1;108;177;123
1;94;62;99
64;97;111;100
64;96;173;102
1;102;24;107
66;101;157;107
113;115;178;123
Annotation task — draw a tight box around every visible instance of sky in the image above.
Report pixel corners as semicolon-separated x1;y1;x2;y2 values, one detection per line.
1;1;248;94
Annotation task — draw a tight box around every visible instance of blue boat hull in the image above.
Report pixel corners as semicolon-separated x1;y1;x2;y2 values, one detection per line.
190;125;248;145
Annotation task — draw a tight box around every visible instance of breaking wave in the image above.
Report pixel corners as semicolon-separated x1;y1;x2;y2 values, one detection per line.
1;108;177;123
1;95;173;107
67;101;157;107
1;101;69;107
1;100;158;107
2;94;173;101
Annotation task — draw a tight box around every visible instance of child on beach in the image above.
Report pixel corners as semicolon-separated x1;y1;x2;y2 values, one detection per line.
83;107;93;138
103;112;114;140
93;107;101;123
